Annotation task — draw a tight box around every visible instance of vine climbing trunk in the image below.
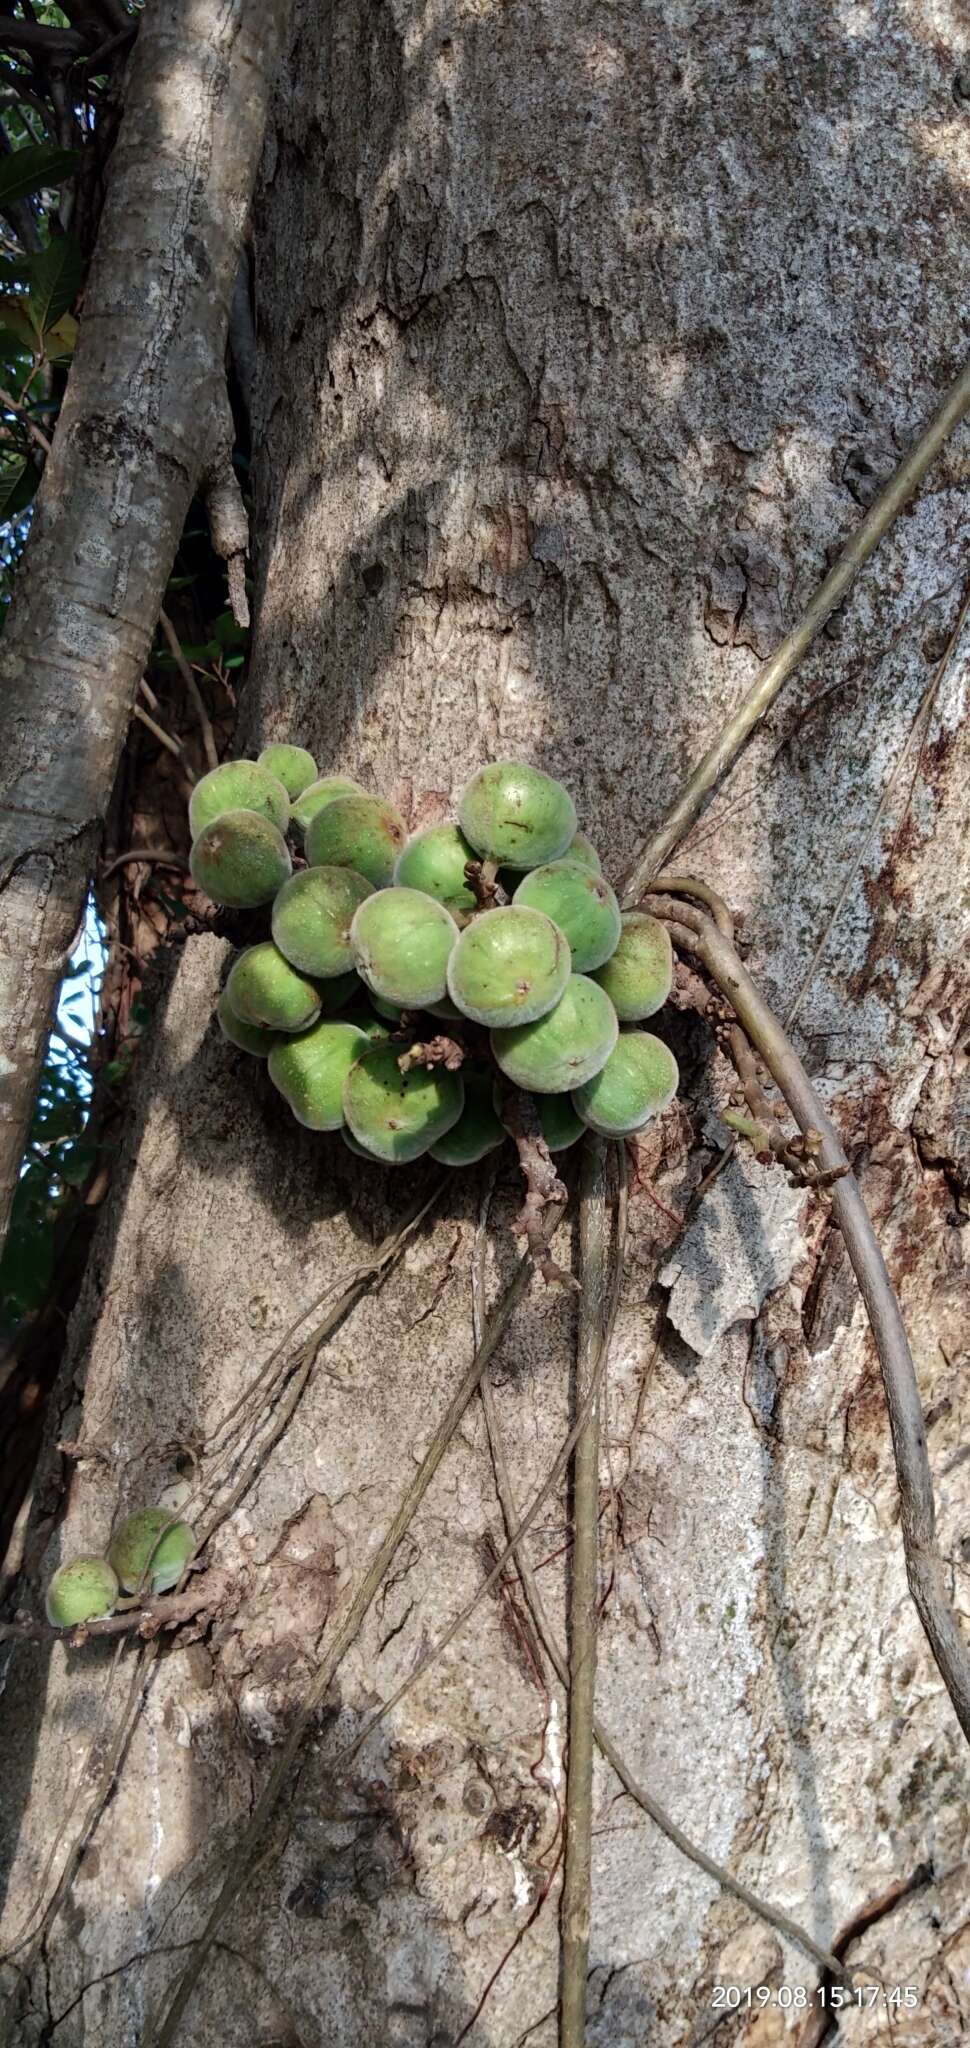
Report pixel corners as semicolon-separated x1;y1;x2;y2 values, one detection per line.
0;0;290;1246
1;6;969;2046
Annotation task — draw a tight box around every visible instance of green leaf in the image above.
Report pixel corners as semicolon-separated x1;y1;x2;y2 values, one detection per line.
212;609;248;649
59;1141;99;1188
0;255;33;288
0;145;78;211
0;331;31;374
0;1203;55;1318
44;312;78;362
0;296;37;351
35;1099;84;1142
0;458;35;525
150;886;188;919
27;234;82;334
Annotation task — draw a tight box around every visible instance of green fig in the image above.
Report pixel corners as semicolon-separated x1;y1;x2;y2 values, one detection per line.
45;1556;118;1628
566;832;602;875
370;994;408;1023
350;887;458;1008
188;760;290;838
491;974;618;1093
189;810;292;908
268;1018;370;1130
108;1509;195;1595
429;1070;506;1165
447;906;570;1027
512;861;621;972
305;792;407;886
217;989;283;1057
423;992;464;1022
257;743;318;799
343;1043;464;1163
342;1127;380;1158
593;912;673;1021
314;970;363;1014
572;1030;679;1135
226;943;321;1032
342;1006;395;1044
537;1094;585;1151
490;1080;584;1150
272;865;373;978
393;822;479;917
458;760;576;870
291;773;366;840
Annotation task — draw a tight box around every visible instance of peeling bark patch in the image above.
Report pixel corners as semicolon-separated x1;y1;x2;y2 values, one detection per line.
660;1150;808;1356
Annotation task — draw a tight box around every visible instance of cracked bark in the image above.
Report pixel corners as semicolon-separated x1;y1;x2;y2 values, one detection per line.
0;0;289;1242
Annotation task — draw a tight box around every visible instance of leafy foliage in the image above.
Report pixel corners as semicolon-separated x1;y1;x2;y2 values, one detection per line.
0;929;106;1336
0;144;77;211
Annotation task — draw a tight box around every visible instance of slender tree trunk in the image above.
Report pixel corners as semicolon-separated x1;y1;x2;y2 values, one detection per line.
1;6;969;2045
0;0;289;1244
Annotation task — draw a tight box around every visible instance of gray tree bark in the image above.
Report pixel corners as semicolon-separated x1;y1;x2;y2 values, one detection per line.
2;4;969;2045
0;0;289;1244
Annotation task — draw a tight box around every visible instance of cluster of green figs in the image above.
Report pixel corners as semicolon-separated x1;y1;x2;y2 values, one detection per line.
189;751;679;1165
45;1507;195;1629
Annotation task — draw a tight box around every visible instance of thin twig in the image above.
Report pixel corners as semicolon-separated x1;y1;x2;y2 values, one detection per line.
99;848;189;884
336;1309;623;1775
0;384;51;455
783;576;970;1033
131;702;195;782
658;878;845;1188
0;1638;128;1968
795;1863;933;2048
644;892;970;1746
190;1183;448;1554
560;1136;611;2047
145;1214;566;2048
3;1643;156;2003
477;1183;851;1984
158;608;219;773
454;1839;565;2047
5;1189;447;1990
620;356;970;897
0;1570;232;1645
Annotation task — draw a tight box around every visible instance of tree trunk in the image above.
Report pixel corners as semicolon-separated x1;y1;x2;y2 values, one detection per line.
2;6;969;2045
0;0;289;1245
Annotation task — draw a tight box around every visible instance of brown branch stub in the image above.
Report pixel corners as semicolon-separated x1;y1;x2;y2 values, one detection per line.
0;1569;233;1645
501;1087;577;1289
396;1035;465;1074
463;856;508;910
203;397;250;629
